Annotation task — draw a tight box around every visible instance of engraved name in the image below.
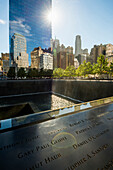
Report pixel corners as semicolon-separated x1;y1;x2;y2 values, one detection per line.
0;135;38;151
73;129;109;149
69;117;94;127
65;144;109;170
18;136;67;159
97;158;113;170
75;122;103;134
48;127;67;135
45;153;62;164
18;149;34;159
26;153;61;170
51;136;67;145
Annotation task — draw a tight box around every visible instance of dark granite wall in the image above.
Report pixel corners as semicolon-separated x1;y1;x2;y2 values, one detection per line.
0;79;113;101
52;80;113;102
0;80;52;96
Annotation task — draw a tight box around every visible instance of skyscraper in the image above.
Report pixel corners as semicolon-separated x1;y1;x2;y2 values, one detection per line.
9;0;52;66
75;35;81;56
10;33;29;68
51;38;60;69
57;44;74;70
11;33;27;60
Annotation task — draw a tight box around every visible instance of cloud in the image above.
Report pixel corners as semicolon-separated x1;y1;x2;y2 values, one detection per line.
0;19;6;24
9;17;32;37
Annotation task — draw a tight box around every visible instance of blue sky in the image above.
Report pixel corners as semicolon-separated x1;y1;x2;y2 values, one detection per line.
9;0;52;64
0;0;113;56
52;0;113;53
0;0;9;56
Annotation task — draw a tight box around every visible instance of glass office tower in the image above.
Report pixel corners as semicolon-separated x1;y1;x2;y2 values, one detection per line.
9;0;52;65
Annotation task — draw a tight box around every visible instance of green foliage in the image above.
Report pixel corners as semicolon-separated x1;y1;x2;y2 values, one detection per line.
27;68;39;78
76;61;93;77
27;68;53;78
97;55;108;74
17;68;26;78
64;65;76;77
85;62;93;75
52;55;111;79
39;69;53;78
45;69;53;78
109;62;113;78
53;68;64;78
7;67;15;78
76;64;84;77
92;63;99;75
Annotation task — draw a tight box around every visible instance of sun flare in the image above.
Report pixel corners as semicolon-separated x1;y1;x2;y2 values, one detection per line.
47;10;52;23
45;8;59;26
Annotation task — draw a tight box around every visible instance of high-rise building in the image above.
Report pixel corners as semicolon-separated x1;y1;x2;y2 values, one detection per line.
10;33;29;68
51;38;60;69
31;47;53;69
106;44;113;57
57;44;74;69
51;38;74;69
1;53;10;73
90;44;106;63
106;44;113;66
9;0;52;66
0;53;9;73
75;35;81;56
81;49;88;55
31;47;43;69
51;38;60;52
1;53;9;61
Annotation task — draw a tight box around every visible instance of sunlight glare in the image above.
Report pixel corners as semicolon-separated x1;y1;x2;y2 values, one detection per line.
47;10;52;23
47;8;59;25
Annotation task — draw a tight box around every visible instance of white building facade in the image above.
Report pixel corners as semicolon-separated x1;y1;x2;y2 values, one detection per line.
40;53;53;70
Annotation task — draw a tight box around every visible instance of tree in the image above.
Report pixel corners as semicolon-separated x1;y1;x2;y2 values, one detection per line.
76;61;87;77
17;68;26;78
97;55;108;75
7;67;15;78
92;63;99;78
53;68;64;78
45;69;53;78
76;64;84;77
76;61;93;78
27;68;39;78
64;65;76;78
85;62;93;75
109;62;113;79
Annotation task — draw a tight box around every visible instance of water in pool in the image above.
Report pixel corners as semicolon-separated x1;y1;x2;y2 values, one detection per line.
0;93;80;120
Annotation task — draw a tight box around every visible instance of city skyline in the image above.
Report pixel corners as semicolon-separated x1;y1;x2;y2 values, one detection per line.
0;0;113;58
52;0;113;52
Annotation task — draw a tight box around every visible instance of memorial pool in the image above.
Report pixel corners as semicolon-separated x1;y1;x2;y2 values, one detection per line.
0;93;81;120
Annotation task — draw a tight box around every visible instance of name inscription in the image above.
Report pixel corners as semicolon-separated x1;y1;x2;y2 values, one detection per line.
97;158;113;170
25;153;62;170
65;144;109;170
18;136;67;159
73;129;109;150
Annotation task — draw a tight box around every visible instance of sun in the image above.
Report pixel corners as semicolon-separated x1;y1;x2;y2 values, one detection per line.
45;8;59;26
47;10;53;23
